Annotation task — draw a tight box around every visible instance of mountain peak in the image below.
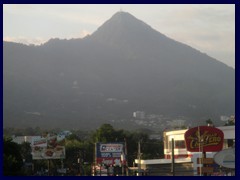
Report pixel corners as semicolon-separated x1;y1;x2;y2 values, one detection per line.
110;11;136;20
89;11;162;47
109;11;149;28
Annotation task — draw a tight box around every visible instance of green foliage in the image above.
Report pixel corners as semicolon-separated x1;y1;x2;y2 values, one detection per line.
206;119;213;125
64;133;94;175
225;119;235;126
224;116;235;126
3;138;23;175
3;124;165;176
20;142;32;163
92;124;116;142
91;124;164;165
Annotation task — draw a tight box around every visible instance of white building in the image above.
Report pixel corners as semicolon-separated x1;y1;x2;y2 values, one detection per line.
133;111;145;119
163;125;235;159
12;135;41;145
135;125;235;176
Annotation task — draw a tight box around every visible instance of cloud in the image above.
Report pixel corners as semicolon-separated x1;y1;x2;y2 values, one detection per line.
3;28;92;45
4;36;47;45
79;30;91;37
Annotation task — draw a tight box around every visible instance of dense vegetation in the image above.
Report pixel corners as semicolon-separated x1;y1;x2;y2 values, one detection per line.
3;124;163;176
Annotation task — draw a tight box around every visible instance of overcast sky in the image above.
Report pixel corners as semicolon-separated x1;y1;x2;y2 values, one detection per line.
3;4;235;68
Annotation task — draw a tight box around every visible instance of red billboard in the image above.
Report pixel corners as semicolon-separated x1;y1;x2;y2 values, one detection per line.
184;126;224;152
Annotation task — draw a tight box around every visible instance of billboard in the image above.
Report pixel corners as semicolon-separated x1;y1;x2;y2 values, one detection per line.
95;143;125;166
184;126;224;152
32;134;65;160
32;137;47;147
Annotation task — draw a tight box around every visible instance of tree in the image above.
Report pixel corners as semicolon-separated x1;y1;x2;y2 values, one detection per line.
3;137;23;175
206;119;213;126
225;116;235;126
20;142;32;162
92;124;116;142
65;133;94;176
91;124;165;167
19;142;33;175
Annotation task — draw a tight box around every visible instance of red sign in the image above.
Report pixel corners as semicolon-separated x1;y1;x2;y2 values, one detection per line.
184;126;224;152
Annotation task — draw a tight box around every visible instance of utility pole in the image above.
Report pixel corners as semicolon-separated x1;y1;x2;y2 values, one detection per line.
32;160;34;175
48;159;50;176
124;138;129;176
61;158;64;176
171;138;175;176
138;140;142;176
198;126;202;176
78;149;82;176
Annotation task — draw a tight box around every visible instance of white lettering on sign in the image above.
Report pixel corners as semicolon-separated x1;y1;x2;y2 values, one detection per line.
100;144;123;152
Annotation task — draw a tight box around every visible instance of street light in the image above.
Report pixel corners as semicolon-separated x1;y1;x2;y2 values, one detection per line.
171;138;175;176
137;141;142;176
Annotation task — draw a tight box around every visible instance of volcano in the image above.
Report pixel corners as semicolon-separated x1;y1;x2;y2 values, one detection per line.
3;11;235;129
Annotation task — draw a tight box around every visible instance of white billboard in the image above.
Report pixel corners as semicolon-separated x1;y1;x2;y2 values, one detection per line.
32;134;65;160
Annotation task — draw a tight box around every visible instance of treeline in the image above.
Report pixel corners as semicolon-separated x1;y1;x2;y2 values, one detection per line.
3;124;164;176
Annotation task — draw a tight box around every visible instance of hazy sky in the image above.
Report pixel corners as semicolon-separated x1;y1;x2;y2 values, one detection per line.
3;4;235;68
